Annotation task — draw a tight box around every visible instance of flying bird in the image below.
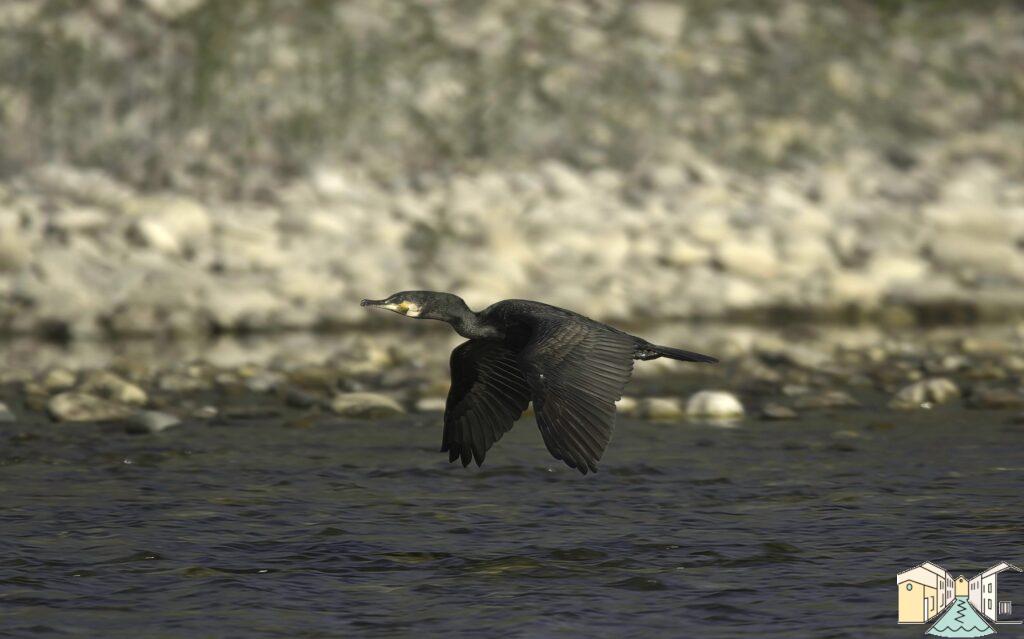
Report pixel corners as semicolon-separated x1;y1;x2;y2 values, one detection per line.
361;292;717;474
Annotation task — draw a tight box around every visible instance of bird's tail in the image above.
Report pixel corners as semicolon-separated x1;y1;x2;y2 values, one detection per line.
649;344;718;363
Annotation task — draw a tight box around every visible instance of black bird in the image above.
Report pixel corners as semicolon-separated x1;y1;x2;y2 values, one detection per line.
360;291;717;474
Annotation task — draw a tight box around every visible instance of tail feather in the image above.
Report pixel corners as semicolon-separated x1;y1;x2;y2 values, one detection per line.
650;344;718;364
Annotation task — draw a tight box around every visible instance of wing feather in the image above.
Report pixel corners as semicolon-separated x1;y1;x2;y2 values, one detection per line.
443;340;532;467
517;316;636;474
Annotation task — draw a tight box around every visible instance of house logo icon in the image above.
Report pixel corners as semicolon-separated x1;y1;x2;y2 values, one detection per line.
898;561;1023;637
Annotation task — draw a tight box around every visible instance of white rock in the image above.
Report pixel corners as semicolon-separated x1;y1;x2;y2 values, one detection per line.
685;390;745;419
48;392;134;422
130;217;181;254
889;378;960;410
143;0;205;19
79;371;149;406
0;401;14;422
0;230;30;271
687;211;734;244
50;207;111;232
608;395;636;417
929;235;1024;279
128;196;211;255
415;397;447;413
664;237;711;267
632;2;686;41
41;368;77;392
716;239;779;280
329;392;405;419
639;397;686;421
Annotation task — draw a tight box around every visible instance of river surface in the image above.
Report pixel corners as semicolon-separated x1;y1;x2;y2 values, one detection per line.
2;406;1022;638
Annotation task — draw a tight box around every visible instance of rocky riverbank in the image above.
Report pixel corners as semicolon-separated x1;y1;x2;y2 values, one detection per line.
2;151;1024;340
2;325;1022;431
2;1;1024;338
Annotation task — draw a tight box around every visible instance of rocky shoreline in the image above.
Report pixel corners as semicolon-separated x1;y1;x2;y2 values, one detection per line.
2;2;1024;339
2;325;1022;431
2;152;1024;341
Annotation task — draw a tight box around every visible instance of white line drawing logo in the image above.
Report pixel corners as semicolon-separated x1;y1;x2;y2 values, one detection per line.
897;561;1023;637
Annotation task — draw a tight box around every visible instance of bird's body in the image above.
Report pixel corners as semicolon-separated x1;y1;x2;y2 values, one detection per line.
361;292;716;474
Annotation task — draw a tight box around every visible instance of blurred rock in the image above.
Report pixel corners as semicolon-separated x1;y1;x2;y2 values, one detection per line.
41;368;77;393
127;196;210;255
639;397;686;421
889;378;959;409
792;390;860;410
0;401;14;422
143;0;205;20
328;392;405;419
616;396;640;416
685;390;744;419
968;387;1024;410
415;396;447;413
0;231;30;271
760;403;797;420
79;371;148;406
632;2;686;41
126;410;181;433
47;392;133;422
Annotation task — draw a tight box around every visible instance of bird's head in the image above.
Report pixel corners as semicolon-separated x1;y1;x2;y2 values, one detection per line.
360;291;468;322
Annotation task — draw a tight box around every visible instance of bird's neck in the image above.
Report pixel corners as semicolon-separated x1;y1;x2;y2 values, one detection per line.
449;307;500;340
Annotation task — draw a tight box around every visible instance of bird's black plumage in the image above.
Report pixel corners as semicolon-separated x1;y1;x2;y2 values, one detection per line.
360;291;717;474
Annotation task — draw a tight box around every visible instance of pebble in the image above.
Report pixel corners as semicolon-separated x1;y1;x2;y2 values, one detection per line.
889;378;959;410
41;368;77;392
328;392;406;419
0;401;15;422
685;390;744;419
639;397;686;421
157;373;208;393
126;410;181;434
79;371;149;406
414;396;447;413
47;392;134;422
760;403;797;420
792;390;860;410
616;396;640;416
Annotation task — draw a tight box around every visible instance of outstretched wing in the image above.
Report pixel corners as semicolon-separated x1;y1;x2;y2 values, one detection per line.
517;317;636;474
443;339;532;467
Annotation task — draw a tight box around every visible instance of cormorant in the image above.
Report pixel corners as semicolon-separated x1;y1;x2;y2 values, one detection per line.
360;291;717;474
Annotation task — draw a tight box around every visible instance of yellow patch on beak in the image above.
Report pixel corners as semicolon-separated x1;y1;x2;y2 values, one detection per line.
382;301;422;317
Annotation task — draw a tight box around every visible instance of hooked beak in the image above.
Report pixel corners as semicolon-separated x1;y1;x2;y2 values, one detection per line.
360;298;421;317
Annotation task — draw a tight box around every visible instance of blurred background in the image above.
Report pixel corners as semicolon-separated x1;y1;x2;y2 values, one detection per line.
2;0;1023;343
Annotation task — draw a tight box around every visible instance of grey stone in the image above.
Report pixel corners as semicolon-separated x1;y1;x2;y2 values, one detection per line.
0;401;15;422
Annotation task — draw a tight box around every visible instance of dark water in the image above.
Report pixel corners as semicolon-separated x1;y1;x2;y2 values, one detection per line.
2;410;1022;638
